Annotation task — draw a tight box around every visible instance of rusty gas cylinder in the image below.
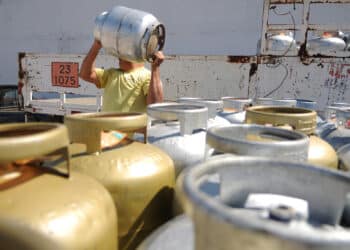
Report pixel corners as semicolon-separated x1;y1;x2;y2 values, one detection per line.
245;106;338;169
0;123;117;249
64;112;175;250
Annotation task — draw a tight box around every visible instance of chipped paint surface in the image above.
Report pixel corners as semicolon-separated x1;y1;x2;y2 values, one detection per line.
21;53;117;115
21;54;349;115
250;57;350;110
15;0;350;115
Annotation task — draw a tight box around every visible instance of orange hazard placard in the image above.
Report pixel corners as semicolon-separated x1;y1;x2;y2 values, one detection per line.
51;62;79;88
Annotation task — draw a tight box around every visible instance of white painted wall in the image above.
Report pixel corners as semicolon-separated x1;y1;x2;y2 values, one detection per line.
0;0;263;84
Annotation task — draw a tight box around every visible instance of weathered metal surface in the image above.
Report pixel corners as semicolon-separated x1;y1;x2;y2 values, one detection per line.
249;57;350;110
161;55;251;101
21;53;349;116
21;53;117;115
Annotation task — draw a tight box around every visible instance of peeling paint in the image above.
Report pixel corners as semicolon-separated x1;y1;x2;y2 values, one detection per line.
227;56;252;64
249;63;258;82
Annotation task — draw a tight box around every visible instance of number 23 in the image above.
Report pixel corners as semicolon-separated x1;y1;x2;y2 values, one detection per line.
59;64;71;74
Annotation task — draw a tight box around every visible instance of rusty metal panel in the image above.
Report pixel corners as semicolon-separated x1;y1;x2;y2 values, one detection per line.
21;53;117;115
20;53;349;115
161;56;251;100
22;53;117;95
250;57;350;110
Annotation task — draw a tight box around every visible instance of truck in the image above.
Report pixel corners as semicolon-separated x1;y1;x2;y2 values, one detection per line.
5;0;350;119
0;84;25;123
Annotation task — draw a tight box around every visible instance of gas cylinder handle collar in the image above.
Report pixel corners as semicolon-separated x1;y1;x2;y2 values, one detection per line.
148;102;208;135
64;112;148;153
0;123;71;179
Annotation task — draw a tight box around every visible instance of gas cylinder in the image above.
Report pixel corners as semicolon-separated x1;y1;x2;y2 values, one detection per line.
94;5;165;62
63;112;175;250
177;97;230;127
178;156;350;250
338;144;350;171
294;99;327;136
136;214;193;250
206;124;309;162
218;97;252;124
142;102;209;177
245;106;339;169
323;103;350;124
317;104;349;137
322;109;350;150
307;32;346;55
267;32;298;54
0;123;117;250
296;99;317;110
254;98;297;107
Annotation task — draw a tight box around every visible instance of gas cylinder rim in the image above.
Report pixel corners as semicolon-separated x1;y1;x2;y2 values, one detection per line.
247;106;317;117
0;123;69;163
65;111;147;123
178;97;223;104
181;156;350;244
148;102;208;114
206;124;309;148
222;96;253;102
296;99;316;104
0;122;67;143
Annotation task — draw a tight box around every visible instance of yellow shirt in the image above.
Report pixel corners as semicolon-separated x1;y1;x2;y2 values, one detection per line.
95;67;151;113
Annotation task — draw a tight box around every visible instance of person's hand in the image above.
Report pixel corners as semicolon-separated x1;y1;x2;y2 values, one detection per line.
151;51;165;68
93;39;102;50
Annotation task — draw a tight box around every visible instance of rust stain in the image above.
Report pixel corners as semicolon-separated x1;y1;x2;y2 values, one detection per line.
270;0;348;3
309;0;350;3
328;63;350;79
18;52;26;79
227;56;252;64
249;63;258;82
270;0;302;3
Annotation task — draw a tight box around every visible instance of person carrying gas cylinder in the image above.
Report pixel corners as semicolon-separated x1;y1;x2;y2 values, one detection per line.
80;40;164;113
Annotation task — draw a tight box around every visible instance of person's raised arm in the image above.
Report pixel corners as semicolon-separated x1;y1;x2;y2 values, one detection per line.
147;51;164;104
79;40;102;86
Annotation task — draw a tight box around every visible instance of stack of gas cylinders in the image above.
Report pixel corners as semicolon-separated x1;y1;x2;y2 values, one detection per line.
1;96;350;250
136;97;350;250
2;4;349;249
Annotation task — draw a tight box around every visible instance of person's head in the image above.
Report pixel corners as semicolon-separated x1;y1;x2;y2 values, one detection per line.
118;58;144;72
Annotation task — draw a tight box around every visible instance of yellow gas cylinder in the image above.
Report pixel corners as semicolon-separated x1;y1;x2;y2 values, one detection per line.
0;123;117;250
63;112;175;250
245;106;338;169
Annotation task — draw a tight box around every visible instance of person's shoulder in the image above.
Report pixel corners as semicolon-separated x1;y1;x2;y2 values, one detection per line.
137;67;151;77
